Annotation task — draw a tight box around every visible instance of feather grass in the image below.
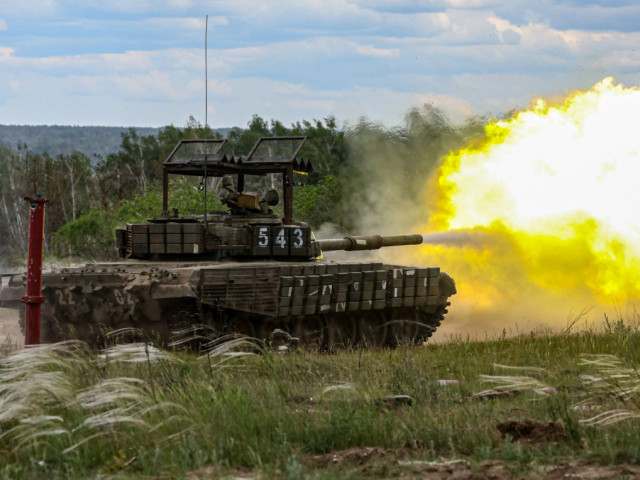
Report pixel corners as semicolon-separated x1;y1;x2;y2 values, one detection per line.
0;341;195;462
475;374;554;398
98;342;179;364
575;354;640;425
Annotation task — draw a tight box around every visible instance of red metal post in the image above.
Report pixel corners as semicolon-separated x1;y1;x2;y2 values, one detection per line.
21;195;48;346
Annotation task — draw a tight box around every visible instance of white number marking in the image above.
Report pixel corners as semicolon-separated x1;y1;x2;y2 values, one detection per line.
114;290;135;305
114;290;125;305
258;227;269;246
293;228;304;248
55;289;75;305
275;228;287;248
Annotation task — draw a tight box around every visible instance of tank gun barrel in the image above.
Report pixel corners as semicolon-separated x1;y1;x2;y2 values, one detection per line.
317;234;423;252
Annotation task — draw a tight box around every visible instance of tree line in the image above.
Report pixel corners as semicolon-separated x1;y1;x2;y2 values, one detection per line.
0;109;487;267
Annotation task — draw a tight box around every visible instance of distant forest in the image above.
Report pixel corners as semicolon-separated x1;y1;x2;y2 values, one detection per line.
0;124;231;159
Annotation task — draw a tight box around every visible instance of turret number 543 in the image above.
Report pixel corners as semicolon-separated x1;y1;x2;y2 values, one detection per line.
257;227;305;248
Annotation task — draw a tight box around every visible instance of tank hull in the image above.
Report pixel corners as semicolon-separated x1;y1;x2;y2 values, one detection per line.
1;260;455;349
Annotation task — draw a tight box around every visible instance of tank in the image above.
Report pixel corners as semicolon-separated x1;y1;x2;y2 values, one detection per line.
0;137;456;349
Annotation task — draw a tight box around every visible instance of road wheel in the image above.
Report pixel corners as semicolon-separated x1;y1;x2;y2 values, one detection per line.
359;310;388;348
388;309;419;347
228;314;257;338
327;313;357;351
295;315;325;350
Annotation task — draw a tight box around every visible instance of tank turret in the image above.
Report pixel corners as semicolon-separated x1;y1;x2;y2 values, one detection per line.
116;136;319;261
2;136;456;350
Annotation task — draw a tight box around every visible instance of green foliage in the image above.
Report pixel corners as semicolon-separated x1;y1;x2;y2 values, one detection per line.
50;208;119;259
222;115;347;219
51;180;224;258
0;144;27;263
225;114;272;155
293;175;342;227
166;177;225;215
116;189;164;222
115;178;223;224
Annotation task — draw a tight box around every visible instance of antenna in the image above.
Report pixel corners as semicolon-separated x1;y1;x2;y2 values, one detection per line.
205;14;209;131
203;14;209;224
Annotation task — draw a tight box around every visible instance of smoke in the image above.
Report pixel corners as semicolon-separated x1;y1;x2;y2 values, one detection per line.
422;230;498;248
340;106;482;235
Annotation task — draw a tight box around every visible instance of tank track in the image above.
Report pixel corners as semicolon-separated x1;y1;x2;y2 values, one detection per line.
36;302;450;350
202;305;450;350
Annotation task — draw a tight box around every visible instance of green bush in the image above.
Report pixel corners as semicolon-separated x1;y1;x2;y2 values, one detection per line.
51;180;223;259
293;175;341;227
50;208;119;259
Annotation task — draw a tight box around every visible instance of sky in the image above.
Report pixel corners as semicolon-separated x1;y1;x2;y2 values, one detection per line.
0;0;639;129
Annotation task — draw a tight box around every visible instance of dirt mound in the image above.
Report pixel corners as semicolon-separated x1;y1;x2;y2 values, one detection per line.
497;419;566;443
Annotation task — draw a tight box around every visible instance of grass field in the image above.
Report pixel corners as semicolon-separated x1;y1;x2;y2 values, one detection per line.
2;319;640;479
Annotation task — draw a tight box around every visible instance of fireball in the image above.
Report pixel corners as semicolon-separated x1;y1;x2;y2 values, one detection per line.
417;78;640;333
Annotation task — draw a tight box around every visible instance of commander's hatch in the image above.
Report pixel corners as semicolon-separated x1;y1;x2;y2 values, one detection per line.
162;136;312;224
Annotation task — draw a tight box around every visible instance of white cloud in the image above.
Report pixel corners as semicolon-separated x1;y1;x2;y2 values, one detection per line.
487;16;521;44
111;71;182;100
352;43;398;58
0;19;6;31
76;0;153;14
383;11;451;35
347;0;499;11
0;47;14;59
142;16;226;30
0;0;56;16
0;48;200;75
440;0;500;8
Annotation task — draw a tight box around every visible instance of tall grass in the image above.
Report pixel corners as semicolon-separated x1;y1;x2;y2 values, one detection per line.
2;322;640;478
